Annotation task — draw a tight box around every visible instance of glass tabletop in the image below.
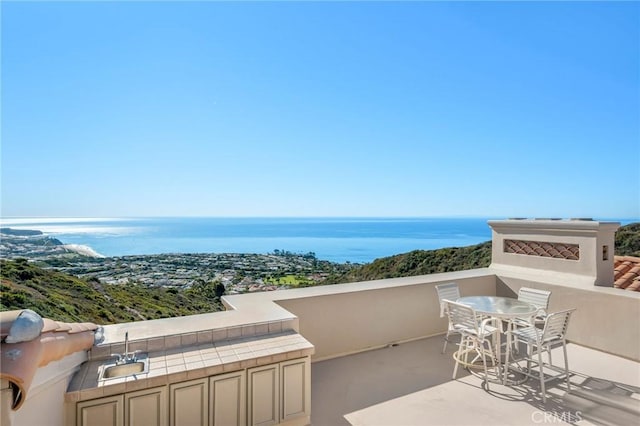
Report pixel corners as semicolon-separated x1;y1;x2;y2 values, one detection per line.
456;296;538;318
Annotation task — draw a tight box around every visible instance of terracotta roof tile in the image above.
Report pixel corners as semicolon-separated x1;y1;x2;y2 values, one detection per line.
0;310;99;410
614;256;640;291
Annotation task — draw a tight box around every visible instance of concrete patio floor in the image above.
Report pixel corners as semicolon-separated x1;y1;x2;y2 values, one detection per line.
311;335;640;426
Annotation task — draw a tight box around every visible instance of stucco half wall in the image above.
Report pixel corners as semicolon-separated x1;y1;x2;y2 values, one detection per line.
226;269;496;361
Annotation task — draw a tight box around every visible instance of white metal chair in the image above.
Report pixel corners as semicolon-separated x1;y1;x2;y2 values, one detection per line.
435;282;461;353
516;287;551;325
511;308;575;403
443;300;498;387
509;287;552;354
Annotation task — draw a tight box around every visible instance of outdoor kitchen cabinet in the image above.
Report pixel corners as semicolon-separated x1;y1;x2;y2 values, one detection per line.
169;378;208;426
248;363;280;426
279;358;310;423
72;356;311;426
209;370;246;426
248;358;311;426
125;386;168;426
76;394;124;426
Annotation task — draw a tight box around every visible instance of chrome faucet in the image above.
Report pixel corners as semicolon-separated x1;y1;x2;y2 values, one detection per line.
124;331;130;361
111;331;137;364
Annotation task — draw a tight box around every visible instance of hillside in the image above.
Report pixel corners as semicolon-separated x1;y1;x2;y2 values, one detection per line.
0;258;224;324
322;241;492;284
614;222;640;257
325;222;640;284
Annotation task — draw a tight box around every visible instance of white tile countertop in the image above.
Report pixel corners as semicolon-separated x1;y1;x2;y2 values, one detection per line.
66;331;314;402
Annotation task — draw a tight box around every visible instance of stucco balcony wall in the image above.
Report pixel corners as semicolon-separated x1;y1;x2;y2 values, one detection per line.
229;266;640;363
274;270;496;361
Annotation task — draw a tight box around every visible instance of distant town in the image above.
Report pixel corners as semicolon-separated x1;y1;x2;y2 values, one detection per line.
0;228;358;294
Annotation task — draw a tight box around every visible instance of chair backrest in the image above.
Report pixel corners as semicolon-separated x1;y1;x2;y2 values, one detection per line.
518;287;551;309
542;309;575;342
435;282;460;317
443;300;479;333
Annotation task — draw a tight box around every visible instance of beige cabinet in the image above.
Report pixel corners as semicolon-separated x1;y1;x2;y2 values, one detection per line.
248;364;280;426
74;356;310;426
248;358;311;426
209;370;246;426
125;386;168;426
169;378;208;426
76;394;124;426
280;358;310;422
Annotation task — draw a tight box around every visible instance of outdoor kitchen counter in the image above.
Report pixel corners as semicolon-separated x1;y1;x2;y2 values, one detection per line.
65;330;314;402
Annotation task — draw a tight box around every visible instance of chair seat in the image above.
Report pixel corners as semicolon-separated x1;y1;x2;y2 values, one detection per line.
512;314;546;327
454;323;498;339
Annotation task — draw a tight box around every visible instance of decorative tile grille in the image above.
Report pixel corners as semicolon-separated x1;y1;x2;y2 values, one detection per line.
503;239;580;260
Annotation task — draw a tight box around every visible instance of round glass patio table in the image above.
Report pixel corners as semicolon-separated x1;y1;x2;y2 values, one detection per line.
456;296;538;319
456;296;539;384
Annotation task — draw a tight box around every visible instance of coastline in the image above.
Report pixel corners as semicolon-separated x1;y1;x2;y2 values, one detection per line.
61;244;105;258
0;217;499;263
1;217;635;263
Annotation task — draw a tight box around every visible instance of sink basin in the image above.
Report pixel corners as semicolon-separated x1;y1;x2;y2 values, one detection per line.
99;355;149;381
103;362;145;378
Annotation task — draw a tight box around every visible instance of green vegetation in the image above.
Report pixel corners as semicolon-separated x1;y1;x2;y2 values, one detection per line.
615;222;640;257
266;274;314;288
0;258;224;324
0;228;44;236
322;241;492;284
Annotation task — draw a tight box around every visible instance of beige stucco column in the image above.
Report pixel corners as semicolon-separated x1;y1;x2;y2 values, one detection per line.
488;219;620;287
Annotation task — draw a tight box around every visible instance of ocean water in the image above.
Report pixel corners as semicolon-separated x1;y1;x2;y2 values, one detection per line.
1;217;634;264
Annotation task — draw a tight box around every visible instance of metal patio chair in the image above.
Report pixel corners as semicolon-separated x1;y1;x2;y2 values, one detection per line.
516;287;551;325
508;287;552;354
511;308;575;403
444;300;498;387
435;282;461;353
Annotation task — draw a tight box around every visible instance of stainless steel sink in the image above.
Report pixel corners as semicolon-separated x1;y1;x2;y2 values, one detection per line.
99;355;149;381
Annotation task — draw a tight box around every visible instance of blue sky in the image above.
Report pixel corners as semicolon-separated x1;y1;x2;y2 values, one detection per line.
2;1;639;219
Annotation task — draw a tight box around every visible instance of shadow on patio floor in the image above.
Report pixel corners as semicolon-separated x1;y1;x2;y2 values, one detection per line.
311;335;640;426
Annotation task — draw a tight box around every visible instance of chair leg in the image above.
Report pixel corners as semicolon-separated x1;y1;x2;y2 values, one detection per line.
538;346;546;403
562;341;570;391
480;341;490;390
453;336;465;379
486;340;496;367
463;336;471;366
442;330;450;353
452;355;459;379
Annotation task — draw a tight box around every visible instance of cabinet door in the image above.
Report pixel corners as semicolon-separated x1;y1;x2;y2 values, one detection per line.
77;395;124;426
209;370;246;426
248;364;279;426
126;386;168;426
170;378;208;426
280;358;311;422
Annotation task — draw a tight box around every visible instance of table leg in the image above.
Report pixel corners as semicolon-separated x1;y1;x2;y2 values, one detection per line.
503;320;512;384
